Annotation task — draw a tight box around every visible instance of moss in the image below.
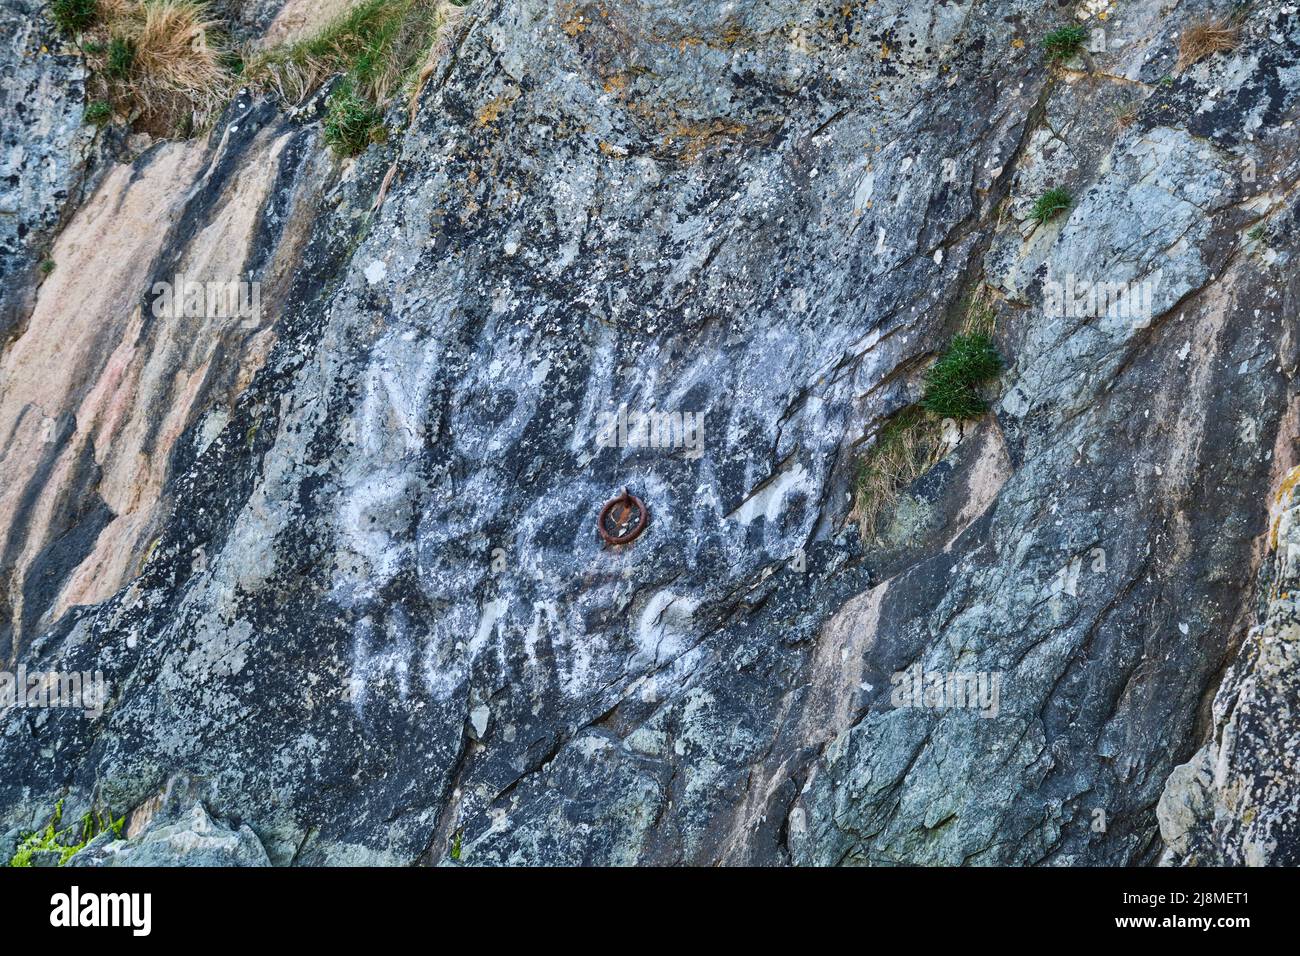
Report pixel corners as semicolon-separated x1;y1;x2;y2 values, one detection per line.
39;258;56;276
324;79;387;156
1029;187;1072;226
50;0;99;35
1042;24;1087;63
7;800;125;867
449;827;463;860
919;333;1002;420
84;99;112;124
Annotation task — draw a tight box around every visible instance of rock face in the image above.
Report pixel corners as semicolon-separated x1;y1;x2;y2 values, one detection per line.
1;0;1298;866
0;1;94;345
1158;467;1300;866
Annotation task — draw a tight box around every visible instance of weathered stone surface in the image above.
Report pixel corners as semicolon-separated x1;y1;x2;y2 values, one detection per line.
69;803;272;867
1158;467;1300;866
1;0;1298;867
0;1;94;344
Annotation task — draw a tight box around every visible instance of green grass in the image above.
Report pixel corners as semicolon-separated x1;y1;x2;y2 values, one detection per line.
105;35;134;79
1029;187;1072;226
8;800;125;867
1043;24;1088;63
324;79;387;156
919;333;1003;420
49;0;98;35
249;0;451;155
39;258;56;276
1247;224;1268;243
84;99;111;124
253;0;445;104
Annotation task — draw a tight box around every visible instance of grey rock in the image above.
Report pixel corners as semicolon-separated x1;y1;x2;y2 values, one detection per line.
1158;473;1300;866
68;802;272;867
0;1;95;344
0;0;1298;868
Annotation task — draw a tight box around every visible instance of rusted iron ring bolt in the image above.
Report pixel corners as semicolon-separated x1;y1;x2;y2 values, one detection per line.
598;488;649;545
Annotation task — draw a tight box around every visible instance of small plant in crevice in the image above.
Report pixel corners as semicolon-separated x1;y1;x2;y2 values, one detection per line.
919;333;1003;421
39;258;56;276
7;799;125;868
1177;16;1241;72
1042;24;1088;63
1111;98;1142;131
84;99;112;124
1247;223;1269;244
105;34;134;78
1029;187;1072;226
49;0;99;35
324;79;387;156
853;294;1003;539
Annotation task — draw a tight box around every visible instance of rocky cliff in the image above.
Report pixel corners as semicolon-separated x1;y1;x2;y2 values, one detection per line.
1;0;1297;866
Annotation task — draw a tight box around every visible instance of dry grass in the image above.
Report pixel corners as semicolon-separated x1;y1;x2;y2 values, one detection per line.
408;1;469;120
851;407;943;540
79;0;470;147
960;286;997;337
1176;16;1240;72
851;290;999;540
87;0;232;134
1111;98;1142;131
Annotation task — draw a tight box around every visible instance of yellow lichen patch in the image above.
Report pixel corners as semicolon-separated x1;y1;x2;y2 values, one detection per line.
476;92;517;126
1268;463;1300;550
562;13;588;36
880;42;890;59
716;22;751;48
1012;38;1024;49
603;73;628;93
662;120;746;164
598;141;628;158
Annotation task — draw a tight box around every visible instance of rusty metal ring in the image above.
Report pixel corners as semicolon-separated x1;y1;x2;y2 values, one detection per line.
598;488;649;545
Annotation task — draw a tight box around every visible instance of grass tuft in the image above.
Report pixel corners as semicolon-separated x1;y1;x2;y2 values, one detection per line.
250;0;448;106
920;333;1002;420
1111;98;1141;131
1029;187;1072;226
105;34;134;77
1176;17;1240;72
853;407;943;539
79;1;233;134
1042;24;1088;63
50;0;99;34
324;78;387;156
64;0;469;146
